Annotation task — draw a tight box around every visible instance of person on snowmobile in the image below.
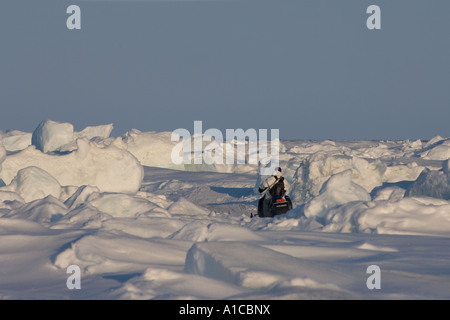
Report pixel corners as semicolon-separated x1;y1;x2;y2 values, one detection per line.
258;167;286;217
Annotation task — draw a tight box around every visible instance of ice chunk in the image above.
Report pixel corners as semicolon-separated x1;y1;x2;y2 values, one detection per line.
443;158;450;174
401;139;422;154
0;138;144;194
289;152;384;205
0;190;25;210
372;186;406;201
405;168;450;200
74;123;114;140
1;130;32;152
425;135;445;148
421;139;450;160
31;120;74;153
1;166;61;203
0;190;25;203
122;129;184;170
303;170;371;219
382;162;425;184
52;204;112;229
5;195;68;224
64;185;101;210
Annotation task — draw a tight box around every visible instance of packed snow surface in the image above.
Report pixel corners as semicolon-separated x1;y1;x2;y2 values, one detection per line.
0;120;449;300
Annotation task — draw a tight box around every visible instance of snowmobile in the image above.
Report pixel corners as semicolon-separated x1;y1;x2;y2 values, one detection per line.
257;194;293;217
257;176;293;217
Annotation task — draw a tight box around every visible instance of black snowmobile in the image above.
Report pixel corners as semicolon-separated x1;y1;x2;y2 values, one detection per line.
257;176;293;218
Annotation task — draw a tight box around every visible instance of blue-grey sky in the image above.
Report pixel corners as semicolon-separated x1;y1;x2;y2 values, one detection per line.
1;0;449;140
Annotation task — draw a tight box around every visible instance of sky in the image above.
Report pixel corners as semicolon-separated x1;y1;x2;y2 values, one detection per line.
0;0;449;140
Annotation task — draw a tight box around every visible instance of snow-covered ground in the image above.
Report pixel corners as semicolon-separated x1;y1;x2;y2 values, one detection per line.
0;120;450;300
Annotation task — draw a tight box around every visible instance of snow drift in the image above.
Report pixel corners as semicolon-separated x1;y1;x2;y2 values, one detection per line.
320;197;450;236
